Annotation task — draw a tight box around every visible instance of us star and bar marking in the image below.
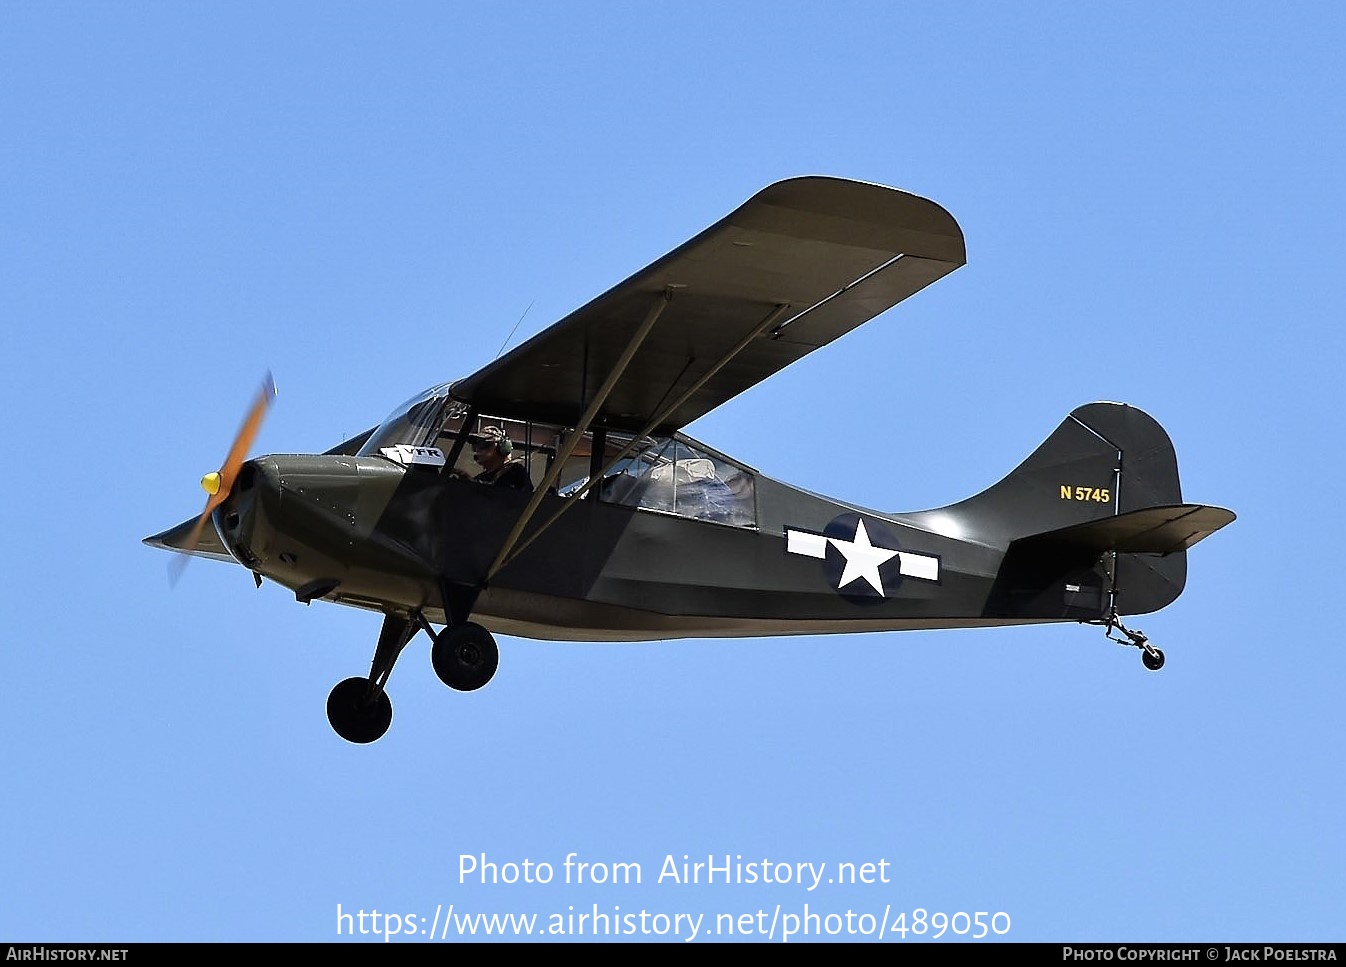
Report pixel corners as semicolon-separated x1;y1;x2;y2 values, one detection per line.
785;514;940;601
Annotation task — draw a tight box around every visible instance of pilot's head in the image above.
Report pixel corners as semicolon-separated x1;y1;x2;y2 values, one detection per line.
471;426;512;470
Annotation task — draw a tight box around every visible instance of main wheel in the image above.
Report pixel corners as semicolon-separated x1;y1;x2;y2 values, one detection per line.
432;622;499;691
326;677;393;743
1142;648;1166;671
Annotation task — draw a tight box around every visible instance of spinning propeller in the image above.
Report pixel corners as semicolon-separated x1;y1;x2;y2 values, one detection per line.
169;372;276;585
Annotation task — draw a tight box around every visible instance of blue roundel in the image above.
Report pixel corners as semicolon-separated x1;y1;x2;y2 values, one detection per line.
822;512;906;605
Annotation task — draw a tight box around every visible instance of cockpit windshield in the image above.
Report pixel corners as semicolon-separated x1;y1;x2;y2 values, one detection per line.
357;383;466;456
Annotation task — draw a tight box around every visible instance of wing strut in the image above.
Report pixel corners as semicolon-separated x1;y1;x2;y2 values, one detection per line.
484;287;675;580
492;300;795;573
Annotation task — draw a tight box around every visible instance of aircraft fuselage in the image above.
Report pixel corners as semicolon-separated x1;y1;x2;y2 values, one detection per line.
216;450;1078;642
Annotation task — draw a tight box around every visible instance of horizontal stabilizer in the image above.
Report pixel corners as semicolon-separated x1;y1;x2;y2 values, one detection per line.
1022;504;1236;556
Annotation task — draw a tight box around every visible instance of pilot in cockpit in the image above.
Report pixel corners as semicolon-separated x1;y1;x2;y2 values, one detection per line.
469;426;531;490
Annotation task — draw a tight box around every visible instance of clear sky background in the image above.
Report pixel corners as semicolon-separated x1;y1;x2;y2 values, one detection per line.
3;2;1343;943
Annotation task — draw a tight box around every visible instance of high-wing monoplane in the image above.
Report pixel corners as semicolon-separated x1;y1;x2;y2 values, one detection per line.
146;177;1234;743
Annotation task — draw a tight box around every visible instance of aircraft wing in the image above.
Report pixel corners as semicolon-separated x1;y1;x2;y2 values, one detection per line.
323;427;376;455
143;515;237;564
450;177;965;435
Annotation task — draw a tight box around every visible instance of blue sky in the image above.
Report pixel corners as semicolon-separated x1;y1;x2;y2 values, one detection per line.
3;2;1343;942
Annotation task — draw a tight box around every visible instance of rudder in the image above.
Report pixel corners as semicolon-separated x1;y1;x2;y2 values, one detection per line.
918;403;1201;620
928;401;1182;546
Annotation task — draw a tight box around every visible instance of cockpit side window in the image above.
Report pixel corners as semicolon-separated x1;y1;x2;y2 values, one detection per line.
599;435;756;527
358;388;755;525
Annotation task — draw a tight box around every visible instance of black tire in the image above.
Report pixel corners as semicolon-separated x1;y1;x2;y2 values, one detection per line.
432;622;499;691
1142;648;1166;671
326;677;393;743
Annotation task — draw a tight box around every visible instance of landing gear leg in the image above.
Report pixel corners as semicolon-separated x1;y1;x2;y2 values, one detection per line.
1093;610;1165;671
327;613;419;743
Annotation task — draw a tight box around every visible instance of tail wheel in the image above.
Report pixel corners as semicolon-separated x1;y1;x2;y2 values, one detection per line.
1141;648;1166;671
432;622;499;691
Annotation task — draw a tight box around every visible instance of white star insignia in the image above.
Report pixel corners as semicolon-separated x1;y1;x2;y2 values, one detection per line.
831;519;898;594
785;519;940;597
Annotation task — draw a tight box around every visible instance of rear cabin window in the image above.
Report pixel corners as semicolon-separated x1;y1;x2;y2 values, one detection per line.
598;436;756;527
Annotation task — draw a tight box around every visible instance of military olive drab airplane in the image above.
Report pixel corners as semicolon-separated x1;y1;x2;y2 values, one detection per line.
145;177;1235;743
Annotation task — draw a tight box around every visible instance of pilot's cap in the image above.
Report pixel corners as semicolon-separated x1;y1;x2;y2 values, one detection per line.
471;425;513;455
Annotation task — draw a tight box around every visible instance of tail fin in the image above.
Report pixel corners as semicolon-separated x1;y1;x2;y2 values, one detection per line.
932;402;1183;543
913;402;1233;619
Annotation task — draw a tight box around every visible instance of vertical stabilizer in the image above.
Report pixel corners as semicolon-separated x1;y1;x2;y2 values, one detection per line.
911;402;1206;619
